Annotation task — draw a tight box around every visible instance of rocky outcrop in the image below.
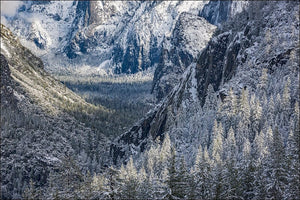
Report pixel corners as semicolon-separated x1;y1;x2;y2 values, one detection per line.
152;12;216;101
200;0;248;26
111;63;198;164
110;1;299;165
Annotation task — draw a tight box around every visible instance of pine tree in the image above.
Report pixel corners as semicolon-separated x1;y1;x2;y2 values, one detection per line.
239;88;251;122
292;101;299;131
284;129;300;200
210;121;223;163
22;179;39;200
146;145;160;175
116;164;126;198
265;127;287;200
176;156;189;199
165;146;186;200
282;77;291;111
102;165;120;200
120;157;138;199
236;88;251;152
252;130;268;199
239;138;256;199
90;174;106;199
159;133;171;173
202;147;213;199
203;84;218;112
189;146;202;200
219;88;238;133
150;169;164;199
258;68;268;96
222;127;239;200
250;94;262;142
137;166;151;199
281;78;292;127
266;96;275;126
210;122;224;200
224;127;237;160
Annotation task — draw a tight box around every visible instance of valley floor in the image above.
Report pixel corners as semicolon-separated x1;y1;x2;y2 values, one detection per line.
54;72;155;138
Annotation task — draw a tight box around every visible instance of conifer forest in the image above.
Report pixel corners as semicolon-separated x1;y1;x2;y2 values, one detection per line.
1;1;299;199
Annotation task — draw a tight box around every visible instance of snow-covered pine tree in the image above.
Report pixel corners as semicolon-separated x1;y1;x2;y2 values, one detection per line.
239;138;256;199
250;94;262;142
102;166;121;200
203;84;218;112
172;156;189;199
236;88;251;152
284;129;300;200
252;130;268;199
22;179;40;200
210;121;224;199
222;127;239;200
120;157;138;199
164;146;186;200
210;120;223;162
265;127;287;199
218;88;238;134
159;133;171;174
137;166;151;199
258;68;268;97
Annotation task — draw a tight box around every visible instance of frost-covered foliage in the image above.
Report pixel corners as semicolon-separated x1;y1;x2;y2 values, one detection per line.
109;2;299;199
112;0;299;163
0;24;110;200
40;119;299;199
1;1;299;200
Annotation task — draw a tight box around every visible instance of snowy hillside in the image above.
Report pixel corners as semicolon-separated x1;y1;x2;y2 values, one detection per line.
110;3;299;198
0;24;110;199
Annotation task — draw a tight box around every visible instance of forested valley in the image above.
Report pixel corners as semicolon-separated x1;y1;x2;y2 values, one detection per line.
1;1;299;200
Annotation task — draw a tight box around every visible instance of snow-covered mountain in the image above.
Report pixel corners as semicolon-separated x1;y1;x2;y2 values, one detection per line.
110;1;299;168
2;1;299;199
2;1;248;77
1;1;202;74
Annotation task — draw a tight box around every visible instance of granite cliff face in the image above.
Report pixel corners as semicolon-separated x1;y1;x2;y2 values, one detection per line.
110;1;299;165
199;0;248;26
1;1;299;198
152;12;216;101
3;1;207;75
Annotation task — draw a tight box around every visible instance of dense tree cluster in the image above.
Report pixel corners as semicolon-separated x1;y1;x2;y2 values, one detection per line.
59;75;154;138
27;71;299;199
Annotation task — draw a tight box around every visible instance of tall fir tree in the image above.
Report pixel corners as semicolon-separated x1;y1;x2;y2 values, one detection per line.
121;157;139;199
265;127;287;199
284;129;300;200
222;127;239;200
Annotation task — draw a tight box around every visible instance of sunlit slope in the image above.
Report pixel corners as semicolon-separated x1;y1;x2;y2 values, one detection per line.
1;23;109;116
